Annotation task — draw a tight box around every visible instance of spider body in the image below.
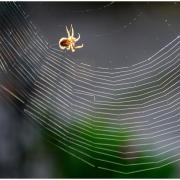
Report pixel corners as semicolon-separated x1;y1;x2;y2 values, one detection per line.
59;38;72;47
59;25;83;52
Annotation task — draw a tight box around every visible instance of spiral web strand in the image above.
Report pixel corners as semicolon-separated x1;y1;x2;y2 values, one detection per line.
1;2;180;175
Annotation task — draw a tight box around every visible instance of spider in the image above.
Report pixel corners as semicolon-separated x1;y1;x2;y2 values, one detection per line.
59;24;83;52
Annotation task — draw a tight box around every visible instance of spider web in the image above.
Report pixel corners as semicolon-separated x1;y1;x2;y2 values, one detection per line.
72;1;115;13
1;2;180;176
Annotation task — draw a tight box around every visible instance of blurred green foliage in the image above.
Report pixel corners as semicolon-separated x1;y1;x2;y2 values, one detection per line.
35;108;177;178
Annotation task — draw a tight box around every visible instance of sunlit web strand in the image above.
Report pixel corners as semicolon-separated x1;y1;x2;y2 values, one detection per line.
0;2;49;102
23;59;180;148
30;33;180;173
27;48;180;148
47;49;180;97
72;2;115;13
25;100;180;161
35;55;180;116
28;73;180;138
49;46;180;85
25;106;180;173
28;44;180;171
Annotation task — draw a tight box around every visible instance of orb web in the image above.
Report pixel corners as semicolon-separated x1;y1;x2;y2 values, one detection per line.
1;2;180;175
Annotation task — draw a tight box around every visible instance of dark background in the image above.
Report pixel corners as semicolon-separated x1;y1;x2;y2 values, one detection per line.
22;2;180;67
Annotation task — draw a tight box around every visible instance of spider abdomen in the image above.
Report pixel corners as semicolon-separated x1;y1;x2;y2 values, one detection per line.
59;39;71;47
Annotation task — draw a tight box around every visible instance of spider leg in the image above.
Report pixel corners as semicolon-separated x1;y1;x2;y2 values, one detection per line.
70;44;75;52
66;26;70;37
75;33;80;42
71;24;74;37
75;44;83;49
66;45;71;51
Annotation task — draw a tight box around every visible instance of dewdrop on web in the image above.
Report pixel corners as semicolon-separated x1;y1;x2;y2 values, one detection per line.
59;24;84;52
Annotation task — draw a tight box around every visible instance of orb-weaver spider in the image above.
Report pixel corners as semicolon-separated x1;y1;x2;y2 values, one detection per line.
59;24;83;52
